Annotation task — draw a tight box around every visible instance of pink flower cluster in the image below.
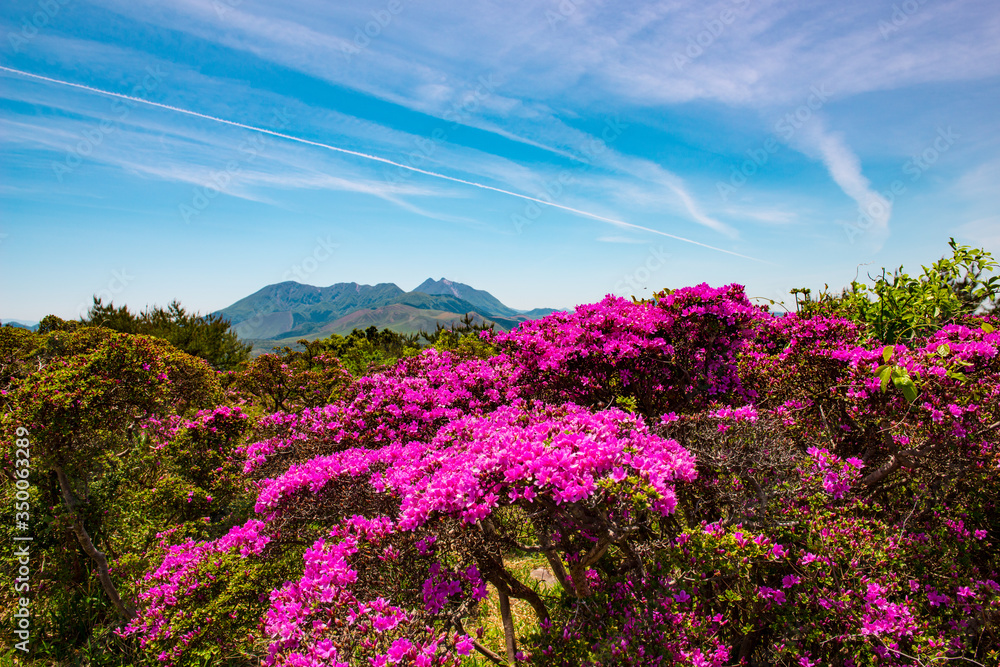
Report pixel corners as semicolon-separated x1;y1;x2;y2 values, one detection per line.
380;401;697;530
493;284;763;411
121;519;271;659
806;447;865;500
254;400;696;531
263;516;474;667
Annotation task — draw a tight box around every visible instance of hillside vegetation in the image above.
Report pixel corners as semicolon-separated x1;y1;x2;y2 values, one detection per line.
2;239;999;667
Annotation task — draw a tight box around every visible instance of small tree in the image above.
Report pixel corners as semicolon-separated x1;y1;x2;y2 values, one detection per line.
233;350;353;413
1;328;217;623
83;298;251;370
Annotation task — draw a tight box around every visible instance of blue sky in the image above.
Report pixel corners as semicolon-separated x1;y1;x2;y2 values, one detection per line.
1;0;998;322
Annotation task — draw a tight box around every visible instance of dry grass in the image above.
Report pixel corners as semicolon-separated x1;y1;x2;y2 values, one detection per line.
459;553;563;666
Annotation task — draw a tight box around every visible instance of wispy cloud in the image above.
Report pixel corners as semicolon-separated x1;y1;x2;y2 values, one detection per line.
564;0;1000;107
74;0;741;238
722;206;797;226
0;84;446;206
1;65;764;260
2;0;996;322
597;235;645;244
798;121;892;247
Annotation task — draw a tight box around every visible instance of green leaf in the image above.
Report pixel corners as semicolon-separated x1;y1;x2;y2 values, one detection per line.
877;366;893;392
882;345;895;363
723;589;742;602
936;343;950;357
892;375;919;403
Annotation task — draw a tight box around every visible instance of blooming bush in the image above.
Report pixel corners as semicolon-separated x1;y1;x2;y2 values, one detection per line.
129;394;700;665
492;284;763;415
118;284;1000;666
9;265;999;666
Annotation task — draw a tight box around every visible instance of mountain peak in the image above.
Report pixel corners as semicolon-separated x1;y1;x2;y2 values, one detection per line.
214;277;558;350
413;278;518;318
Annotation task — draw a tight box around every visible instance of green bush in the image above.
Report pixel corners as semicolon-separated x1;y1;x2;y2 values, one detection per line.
792;238;998;341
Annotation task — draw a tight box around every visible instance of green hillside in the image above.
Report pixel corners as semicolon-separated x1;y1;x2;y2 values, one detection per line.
217;279;561;353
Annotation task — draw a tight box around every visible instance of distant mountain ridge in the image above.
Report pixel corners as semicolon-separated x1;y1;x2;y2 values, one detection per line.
413;278;519;318
214;278;558;351
1;320;39;331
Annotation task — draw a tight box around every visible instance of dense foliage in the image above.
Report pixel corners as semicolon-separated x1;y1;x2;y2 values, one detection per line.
2;241;999;666
298;326;423;377
82;298;252;371
791;237;999;342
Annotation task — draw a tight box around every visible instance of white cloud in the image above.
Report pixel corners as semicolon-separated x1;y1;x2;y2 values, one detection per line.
12;0;999;253
67;0;745;238
799;122;892;248
723;207;797;225
597;235;645;244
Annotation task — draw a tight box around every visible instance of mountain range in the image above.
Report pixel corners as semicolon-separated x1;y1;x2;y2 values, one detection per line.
213;278;559;352
1;319;39;330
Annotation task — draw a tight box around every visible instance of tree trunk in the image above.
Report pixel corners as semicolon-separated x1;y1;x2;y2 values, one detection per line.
568;537;610;597
535;524;573;592
498;588;517;665
480;519;550;622
54;466;136;622
482;561;550;625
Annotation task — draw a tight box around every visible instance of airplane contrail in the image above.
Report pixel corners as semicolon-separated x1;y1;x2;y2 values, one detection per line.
0;64;768;263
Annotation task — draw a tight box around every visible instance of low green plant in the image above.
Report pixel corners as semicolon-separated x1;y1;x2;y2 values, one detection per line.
793;238;999;341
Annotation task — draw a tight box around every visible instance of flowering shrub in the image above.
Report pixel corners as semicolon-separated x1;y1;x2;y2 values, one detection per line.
492;284;763;415
233;351;354;412
0;328;222;660
118;285;1000;666
129;394;699;665
10;270;999;666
